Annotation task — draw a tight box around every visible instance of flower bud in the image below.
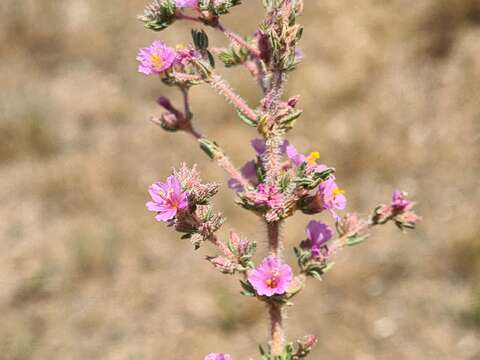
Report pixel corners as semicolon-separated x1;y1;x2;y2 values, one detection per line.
299;334;317;351
229;231;250;256
151;112;180;132
256;31;272;63
206;256;235;274
287;95;300;108
157;96;176;112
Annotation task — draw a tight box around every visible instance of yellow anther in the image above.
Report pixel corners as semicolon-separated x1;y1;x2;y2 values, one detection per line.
151;53;164;69
306;151;320;164
333;188;345;196
266;278;273;287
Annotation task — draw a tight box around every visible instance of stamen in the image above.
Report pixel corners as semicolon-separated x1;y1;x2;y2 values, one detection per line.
306;151;320;164
151;53;164;69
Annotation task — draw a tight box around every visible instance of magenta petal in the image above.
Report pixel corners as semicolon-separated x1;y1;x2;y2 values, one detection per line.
146;201;164;212
155;209;177;222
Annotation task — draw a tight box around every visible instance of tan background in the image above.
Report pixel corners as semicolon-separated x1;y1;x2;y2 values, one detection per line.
1;0;480;359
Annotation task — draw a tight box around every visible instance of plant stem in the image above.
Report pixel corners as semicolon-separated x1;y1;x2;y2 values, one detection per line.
267;221;284;356
267;221;281;257
208;73;258;121
269;301;285;357
216;23;262;57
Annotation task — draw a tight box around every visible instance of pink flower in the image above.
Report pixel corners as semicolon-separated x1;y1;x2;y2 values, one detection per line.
176;0;199;8
146;176;188;221
137;41;176;75
204;354;232;360
248;256;293;297
255;184;284;208
392;190;411;212
317;178;347;215
306;220;333;258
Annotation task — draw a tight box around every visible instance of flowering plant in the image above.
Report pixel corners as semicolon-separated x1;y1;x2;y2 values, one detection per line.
137;1;420;358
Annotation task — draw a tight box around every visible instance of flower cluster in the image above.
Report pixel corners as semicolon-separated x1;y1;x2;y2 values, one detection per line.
370;190;421;230
234;139;343;222
147;164;224;249
207;231;256;274
138;0;420;358
139;0;241;32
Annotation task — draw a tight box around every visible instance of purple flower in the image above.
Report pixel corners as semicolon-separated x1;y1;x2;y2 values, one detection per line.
286;144;306;166
255;184;284;208
204;354;232;360
248;256;293;297
176;0;199;8
228;160;258;192
306;220;333;258
286;144;328;172
251;139;267;155
137;41;176;75
391;190;411;212
317;178;347;213
146;176;188;221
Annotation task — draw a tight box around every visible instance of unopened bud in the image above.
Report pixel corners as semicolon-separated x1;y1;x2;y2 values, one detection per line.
229;231;250;256
151;112;180;132
287;95;300;108
206;256;235;274
300;335;317;349
157;96;175;112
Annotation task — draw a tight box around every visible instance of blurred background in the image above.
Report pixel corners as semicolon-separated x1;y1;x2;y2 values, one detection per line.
1;0;480;359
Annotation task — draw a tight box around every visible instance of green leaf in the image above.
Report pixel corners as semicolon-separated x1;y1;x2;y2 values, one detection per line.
280;173;291;192
259;345;267;355
239;280;256;297
206;50;216;68
191;29;209;49
279;109;303;130
198;138;219;159
237;110;258;127
346;234;369;246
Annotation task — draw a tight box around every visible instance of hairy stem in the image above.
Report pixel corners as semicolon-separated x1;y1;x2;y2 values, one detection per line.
175;89;250;187
208;73;258;120
267;221;281;257
214;151;252;190
267;221;284;355
269;301;284;357
180;86;193;121
216;23;262;57
209;234;233;259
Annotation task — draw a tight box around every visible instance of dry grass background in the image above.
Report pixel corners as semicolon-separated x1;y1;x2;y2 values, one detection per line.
1;0;480;359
